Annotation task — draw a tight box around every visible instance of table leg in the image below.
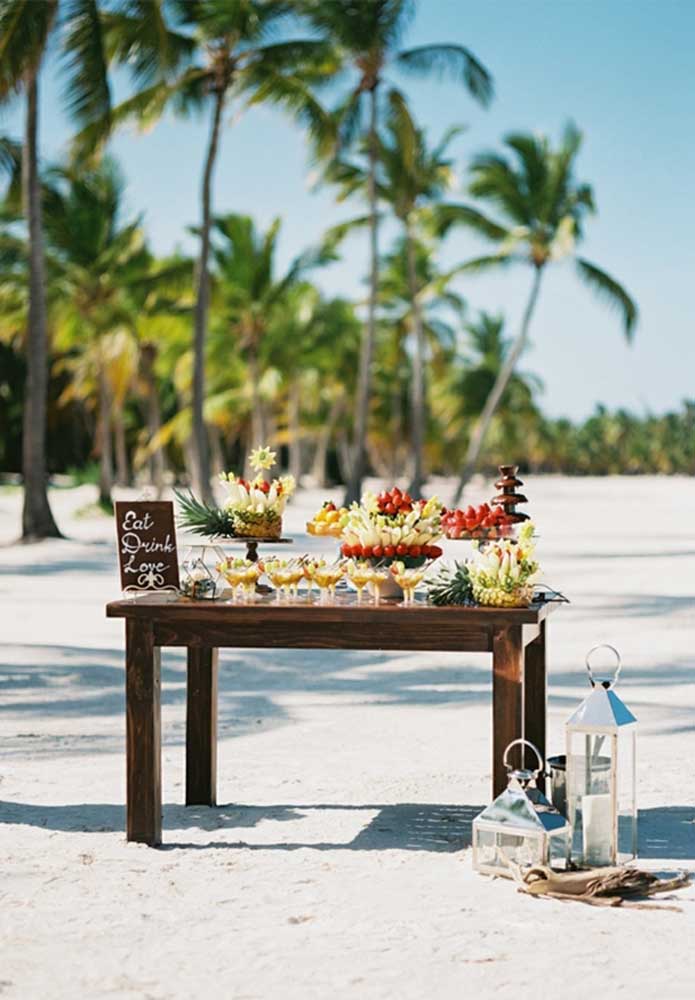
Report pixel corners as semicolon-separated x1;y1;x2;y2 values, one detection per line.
126;619;162;845
524;621;547;795
186;647;218;806
492;625;524;797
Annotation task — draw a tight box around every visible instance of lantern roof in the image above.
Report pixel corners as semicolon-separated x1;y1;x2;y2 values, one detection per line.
475;780;569;835
566;683;637;732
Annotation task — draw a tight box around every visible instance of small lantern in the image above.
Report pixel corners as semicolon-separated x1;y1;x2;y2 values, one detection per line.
473;739;571;878
180;545;224;600
566;645;637;867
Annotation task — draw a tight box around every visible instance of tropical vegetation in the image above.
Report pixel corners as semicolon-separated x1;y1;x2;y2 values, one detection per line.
2;0;683;545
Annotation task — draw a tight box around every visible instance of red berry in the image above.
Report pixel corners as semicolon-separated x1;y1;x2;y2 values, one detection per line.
385;503;396;515
430;545;443;559
410;545;421;557
362;545;373;558
341;543;351;556
372;545;383;558
384;545;395;557
396;543;407;556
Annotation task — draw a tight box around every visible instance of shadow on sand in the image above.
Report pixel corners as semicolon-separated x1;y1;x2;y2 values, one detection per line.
1;800;693;859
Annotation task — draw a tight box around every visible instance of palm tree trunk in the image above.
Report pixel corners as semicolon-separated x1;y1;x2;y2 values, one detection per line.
405;219;426;496
288;376;302;482
20;72;61;541
141;344;165;495
192;87;225;502
208;423;224;478
311;395;343;487
249;351;266;446
345;84;379;504
452;265;544;505
97;365;113;508
114;408;130;486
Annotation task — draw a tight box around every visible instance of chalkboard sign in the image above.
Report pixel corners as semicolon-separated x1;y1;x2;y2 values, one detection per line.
115;501;180;593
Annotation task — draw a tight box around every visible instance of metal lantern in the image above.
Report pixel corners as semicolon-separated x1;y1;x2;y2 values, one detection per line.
566;645;637;867
472;739;571;878
180;544;224;600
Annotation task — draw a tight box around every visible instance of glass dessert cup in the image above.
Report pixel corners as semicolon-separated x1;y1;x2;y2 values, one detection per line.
263;558;304;601
390;564;427;606
346;560;374;604
369;567;390;604
218;558;258;602
302;559;327;599
313;563;345;604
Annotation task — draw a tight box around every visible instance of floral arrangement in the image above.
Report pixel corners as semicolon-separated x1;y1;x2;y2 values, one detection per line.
468;522;539;607
176;445;294;540
339;486;443;565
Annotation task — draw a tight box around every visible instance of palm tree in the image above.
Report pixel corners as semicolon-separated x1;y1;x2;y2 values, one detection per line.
433;312;542;469
0;0;112;538
44;159;151;506
445;123;638;504
303;0;493;502
91;0;336;500
329;94;465;492
209;212;338;459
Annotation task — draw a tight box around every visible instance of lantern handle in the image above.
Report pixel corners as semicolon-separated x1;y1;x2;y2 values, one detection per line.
503;738;543;776
585;644;621;689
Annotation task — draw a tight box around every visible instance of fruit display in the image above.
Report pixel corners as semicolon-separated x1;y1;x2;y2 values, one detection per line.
306;501;348;537
468;522;539;607
261;557;305;598
221;446;295;538
441;502;514;540
340;488;443;565
176;445;294;540
427;562;474;606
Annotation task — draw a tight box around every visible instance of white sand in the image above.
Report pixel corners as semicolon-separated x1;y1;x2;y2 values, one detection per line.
1;476;694;1000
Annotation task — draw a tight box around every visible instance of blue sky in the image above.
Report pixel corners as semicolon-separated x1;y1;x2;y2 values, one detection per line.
3;0;693;419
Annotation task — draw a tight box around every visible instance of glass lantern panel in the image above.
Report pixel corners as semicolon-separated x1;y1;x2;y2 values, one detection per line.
474;826;544;874
617;727;637;861
567;729;616;865
547;828;570;869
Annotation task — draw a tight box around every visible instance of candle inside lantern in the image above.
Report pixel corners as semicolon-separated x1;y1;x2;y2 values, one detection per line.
582;793;612;865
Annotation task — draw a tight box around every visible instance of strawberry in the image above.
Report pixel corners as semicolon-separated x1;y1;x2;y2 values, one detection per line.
410;544;422;557
384;545;395;557
430;545;443;559
372;545;383;558
341;543;351;556
396;543;407;556
362;545;373;558
385;503;396;515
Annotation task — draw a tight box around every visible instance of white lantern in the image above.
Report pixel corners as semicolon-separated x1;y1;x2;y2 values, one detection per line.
566;645;637;867
472;739;571;878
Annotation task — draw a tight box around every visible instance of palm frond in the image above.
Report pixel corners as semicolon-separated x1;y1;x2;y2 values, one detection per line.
397;43;493;107
429;202;509;241
61;0;111;132
0;0;57;97
575;258;638;342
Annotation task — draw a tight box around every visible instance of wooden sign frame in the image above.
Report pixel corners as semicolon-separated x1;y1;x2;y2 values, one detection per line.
115;501;180;594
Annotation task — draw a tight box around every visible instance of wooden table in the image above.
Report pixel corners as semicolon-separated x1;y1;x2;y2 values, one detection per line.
106;595;559;846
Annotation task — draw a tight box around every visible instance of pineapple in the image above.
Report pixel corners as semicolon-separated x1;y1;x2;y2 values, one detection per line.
427;562;474;606
175;490;236;539
232;508;281;539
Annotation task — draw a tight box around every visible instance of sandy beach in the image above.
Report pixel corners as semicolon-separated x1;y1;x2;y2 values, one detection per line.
1;476;694;1000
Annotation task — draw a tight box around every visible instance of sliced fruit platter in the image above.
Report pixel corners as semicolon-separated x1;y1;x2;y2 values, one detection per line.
306;501;348;537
